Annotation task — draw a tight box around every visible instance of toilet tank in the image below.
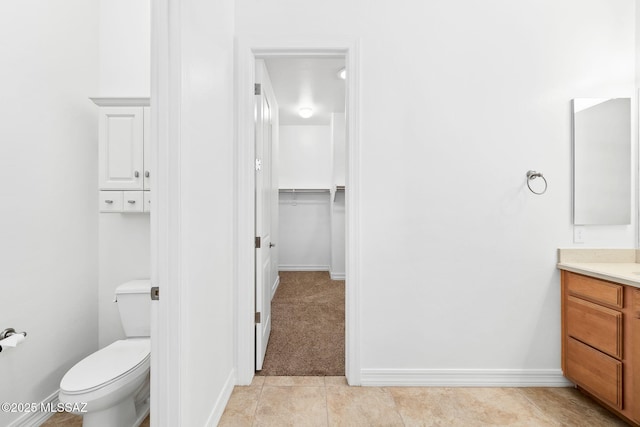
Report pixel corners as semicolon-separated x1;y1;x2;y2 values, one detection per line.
115;280;151;337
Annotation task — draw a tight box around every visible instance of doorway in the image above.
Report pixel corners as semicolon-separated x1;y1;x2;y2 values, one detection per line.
255;57;347;376
235;38;361;386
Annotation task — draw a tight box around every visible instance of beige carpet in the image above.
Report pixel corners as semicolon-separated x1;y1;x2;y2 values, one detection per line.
257;271;345;376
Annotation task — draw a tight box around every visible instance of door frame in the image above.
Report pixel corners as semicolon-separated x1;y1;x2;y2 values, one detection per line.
150;0;182;425
235;37;362;385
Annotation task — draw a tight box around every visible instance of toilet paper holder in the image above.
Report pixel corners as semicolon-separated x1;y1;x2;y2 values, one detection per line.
0;328;27;353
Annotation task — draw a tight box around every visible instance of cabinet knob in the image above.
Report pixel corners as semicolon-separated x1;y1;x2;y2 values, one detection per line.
145;171;150;178
269;243;276;248
127;200;136;204
105;200;113;204
134;171;140;178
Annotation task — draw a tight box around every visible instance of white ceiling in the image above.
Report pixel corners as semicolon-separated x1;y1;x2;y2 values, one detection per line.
264;57;346;126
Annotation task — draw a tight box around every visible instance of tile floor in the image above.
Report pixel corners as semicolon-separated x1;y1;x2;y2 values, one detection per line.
40;412;150;426
219;376;630;427
39;377;630;426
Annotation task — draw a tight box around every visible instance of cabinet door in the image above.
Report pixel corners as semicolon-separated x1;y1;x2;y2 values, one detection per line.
143;107;151;190
99;107;144;190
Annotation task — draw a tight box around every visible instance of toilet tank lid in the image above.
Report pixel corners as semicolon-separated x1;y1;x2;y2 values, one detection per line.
116;279;151;295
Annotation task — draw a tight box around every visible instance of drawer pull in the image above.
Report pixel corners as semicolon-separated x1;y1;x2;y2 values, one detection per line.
127;200;136;204
105;200;113;204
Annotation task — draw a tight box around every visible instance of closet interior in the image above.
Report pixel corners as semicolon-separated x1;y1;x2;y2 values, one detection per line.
258;57;347;375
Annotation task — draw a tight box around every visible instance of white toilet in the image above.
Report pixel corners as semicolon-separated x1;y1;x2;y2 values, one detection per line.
59;280;151;427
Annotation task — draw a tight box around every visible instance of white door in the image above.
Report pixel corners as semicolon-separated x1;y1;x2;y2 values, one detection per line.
98;107;144;190
255;60;278;370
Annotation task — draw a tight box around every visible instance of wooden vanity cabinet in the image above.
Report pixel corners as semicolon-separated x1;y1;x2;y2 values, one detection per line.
561;271;640;425
633;289;640;423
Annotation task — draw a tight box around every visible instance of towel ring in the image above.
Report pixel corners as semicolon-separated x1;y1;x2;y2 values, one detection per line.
526;170;547;195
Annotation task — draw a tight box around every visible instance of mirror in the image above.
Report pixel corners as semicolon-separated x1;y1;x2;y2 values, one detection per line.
572;98;631;225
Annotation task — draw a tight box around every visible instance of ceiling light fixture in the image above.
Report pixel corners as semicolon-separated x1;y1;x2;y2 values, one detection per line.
338;68;346;80
299;107;313;118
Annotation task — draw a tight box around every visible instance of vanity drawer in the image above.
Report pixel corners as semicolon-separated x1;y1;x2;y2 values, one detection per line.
566;272;623;308
143;191;151;213
122;191;144;213
567;296;623;359
99;191;123;212
566;337;622;410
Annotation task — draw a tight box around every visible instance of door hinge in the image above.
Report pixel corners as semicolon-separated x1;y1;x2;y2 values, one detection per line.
254;83;261;95
255;236;261;248
150;286;159;301
255;312;261;323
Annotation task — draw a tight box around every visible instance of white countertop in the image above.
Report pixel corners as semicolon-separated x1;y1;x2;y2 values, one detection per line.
557;262;640;288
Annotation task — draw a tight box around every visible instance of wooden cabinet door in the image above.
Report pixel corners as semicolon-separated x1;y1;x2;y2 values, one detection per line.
99;107;144;190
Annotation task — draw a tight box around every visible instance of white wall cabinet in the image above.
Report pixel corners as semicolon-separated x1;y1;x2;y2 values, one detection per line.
98;107;144;190
92;98;151;213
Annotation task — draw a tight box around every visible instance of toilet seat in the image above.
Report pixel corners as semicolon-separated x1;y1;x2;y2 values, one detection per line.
61;338;150;395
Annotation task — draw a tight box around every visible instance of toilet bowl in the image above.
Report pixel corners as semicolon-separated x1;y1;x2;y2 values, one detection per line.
59;280;151;427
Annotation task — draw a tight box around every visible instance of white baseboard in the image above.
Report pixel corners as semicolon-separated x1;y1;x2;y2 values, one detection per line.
8;389;59;427
271;275;280;300
360;369;573;387
330;271;345;280
205;368;236;427
278;265;329;272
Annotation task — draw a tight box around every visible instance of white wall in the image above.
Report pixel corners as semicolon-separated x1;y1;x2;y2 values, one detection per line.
330;192;346;279
278;125;333;269
236;0;636;378
279;125;332;189
97;0;151;347
636;0;640;247
279;193;331;270
0;2;99;425
99;0;150;96
332;113;346;188
178;0;236;424
98;215;151;347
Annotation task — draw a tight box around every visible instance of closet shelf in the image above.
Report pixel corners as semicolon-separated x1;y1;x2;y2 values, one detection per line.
279;188;330;193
